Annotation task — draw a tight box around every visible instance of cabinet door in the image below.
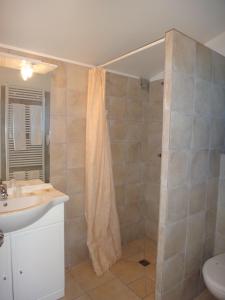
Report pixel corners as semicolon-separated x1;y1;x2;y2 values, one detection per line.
11;223;64;300
0;235;13;300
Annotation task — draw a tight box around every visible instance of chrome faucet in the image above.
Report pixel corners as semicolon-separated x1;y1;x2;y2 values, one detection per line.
0;180;8;200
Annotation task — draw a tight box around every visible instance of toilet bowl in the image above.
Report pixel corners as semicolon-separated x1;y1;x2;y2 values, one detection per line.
203;253;225;300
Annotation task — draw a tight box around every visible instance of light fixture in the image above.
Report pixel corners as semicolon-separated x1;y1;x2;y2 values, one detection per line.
20;61;33;81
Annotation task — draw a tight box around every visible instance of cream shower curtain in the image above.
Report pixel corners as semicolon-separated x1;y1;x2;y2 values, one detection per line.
85;68;121;275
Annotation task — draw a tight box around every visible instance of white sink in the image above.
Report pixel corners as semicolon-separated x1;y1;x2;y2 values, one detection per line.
0;182;69;233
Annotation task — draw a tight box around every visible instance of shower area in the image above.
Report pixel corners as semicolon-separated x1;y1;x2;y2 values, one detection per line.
51;29;225;300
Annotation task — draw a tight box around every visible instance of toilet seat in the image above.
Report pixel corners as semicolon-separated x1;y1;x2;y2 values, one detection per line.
203;253;225;299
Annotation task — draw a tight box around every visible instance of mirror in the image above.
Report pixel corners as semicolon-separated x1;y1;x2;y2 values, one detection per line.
0;65;51;183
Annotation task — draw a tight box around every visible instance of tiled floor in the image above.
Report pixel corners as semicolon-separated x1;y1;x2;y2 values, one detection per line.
62;238;157;300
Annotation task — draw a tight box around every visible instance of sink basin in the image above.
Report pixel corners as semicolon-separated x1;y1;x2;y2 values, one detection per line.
0;182;69;233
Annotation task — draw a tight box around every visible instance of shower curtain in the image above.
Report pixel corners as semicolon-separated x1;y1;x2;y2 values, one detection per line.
85;68;121;275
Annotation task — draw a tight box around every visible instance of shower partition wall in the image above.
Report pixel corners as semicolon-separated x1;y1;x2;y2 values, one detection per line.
156;29;225;300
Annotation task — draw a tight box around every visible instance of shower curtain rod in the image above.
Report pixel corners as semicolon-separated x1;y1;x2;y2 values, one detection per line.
99;37;165;68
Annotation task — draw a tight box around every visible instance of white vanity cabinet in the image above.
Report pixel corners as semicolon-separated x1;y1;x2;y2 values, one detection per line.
0;235;13;300
0;204;65;300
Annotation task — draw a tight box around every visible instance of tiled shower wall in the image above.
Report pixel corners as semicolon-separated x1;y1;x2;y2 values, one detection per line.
51;66;163;266
50;63;89;267
105;73;163;244
156;30;225;300
214;154;225;254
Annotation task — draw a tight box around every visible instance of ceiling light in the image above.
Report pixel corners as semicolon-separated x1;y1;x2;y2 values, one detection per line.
20;61;33;81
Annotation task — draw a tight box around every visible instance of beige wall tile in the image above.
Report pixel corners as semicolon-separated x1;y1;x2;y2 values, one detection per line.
51;87;66;115
190;150;209;185
170;112;193;149
167;185;189;223
106;73;128;97
192;116;210;150
164;219;187;259
66;117;86;142
194;79;211;115
187;212;205;246
168;151;189;188
189;183;206;215
66;89;87;118
172;31;196;75
162;253;185;293
67;142;85;168
171;72;194;113
212;51;225;85
196;43;212;81
108;96;126;120
67;167;85;194
50;143;66;176
50;115;66;143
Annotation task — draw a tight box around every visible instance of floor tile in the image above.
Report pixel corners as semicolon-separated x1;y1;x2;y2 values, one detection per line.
110;259;145;284
71;261;115;291
75;295;92;300
128;276;155;298
144;292;155;300
87;278;141;300
122;239;145;260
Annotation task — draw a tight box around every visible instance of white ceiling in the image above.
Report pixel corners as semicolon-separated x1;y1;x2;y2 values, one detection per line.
0;0;225;78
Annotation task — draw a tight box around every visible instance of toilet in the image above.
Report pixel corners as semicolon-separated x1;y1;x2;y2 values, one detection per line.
203;253;225;299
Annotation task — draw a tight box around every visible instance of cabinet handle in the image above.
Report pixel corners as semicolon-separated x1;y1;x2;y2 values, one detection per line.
3;276;6;280
19;270;23;275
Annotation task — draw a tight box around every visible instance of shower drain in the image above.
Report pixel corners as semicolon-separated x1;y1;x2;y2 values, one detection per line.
139;259;150;267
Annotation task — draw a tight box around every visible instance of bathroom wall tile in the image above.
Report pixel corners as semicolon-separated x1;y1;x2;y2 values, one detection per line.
112;163;126;186
50;173;67;193
126;142;141;163
194;79;211;115
196;43;212;81
212;51;225;85
162;253;185;293
126;98;143;121
190;150;209;185
52;64;67;88
168;151;189;188
187;212;205;246
69;238;89;266
210;84;225;117
65;192;85;219
50;143;66;176
164;219;187;259
106;72;128;97
206;178;219;212
111;142;126;163
209;118;225;148
145;219;159;242
208;150;220;178
217;206;225;236
127;77;140;100
214;233;225;255
189;183;206;215
125;163;142;184
192;116;210;150
206;209;217;239
126;122;143;142
66;89;87;118
219;155;225;179
51;87;66;115
109;120;127;141
166;185;189;223
67;142;85;168
172;31;196;75
66;63;88;92
161;283;183;300
67;167;85;194
185;240;203;277
66;117;86;142
182;272;200;300
108;96;126;120
170;112;193;149
171;72;194;113
50;115;66;143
